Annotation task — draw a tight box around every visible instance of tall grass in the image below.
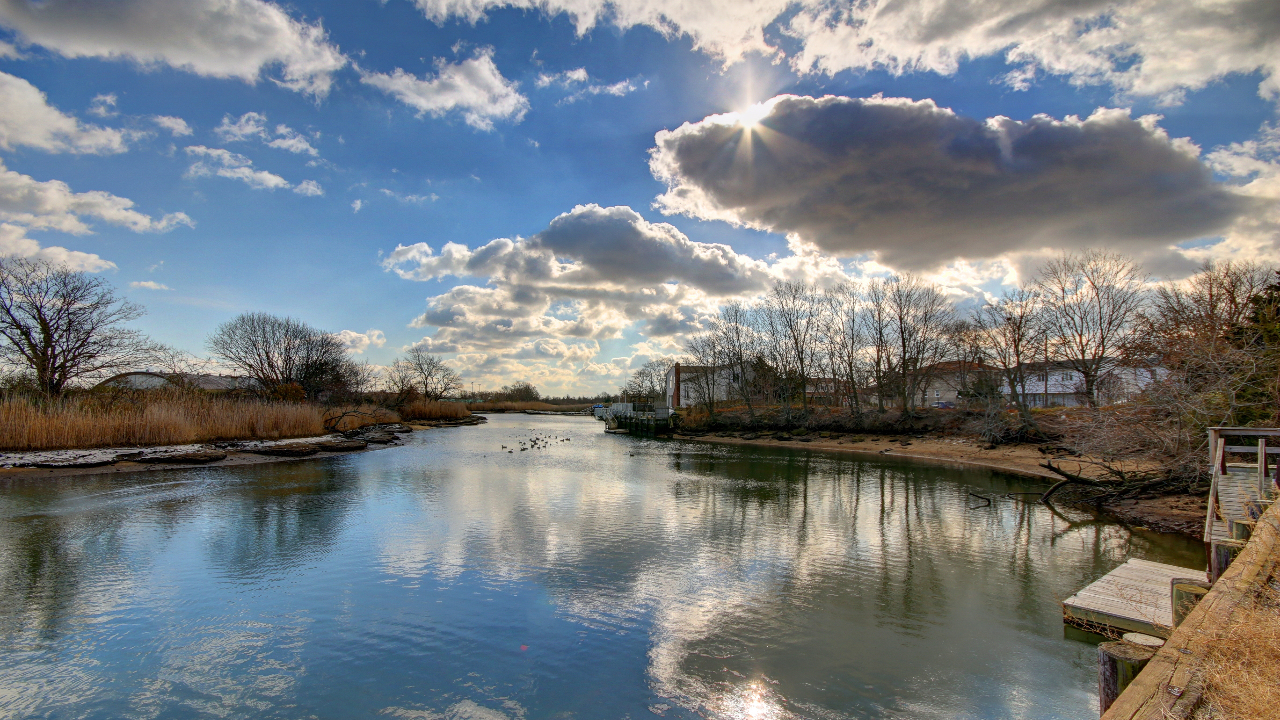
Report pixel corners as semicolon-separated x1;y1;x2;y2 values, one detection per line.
468;401;591;412
0;392;398;451
1203;575;1280;719
398;400;471;421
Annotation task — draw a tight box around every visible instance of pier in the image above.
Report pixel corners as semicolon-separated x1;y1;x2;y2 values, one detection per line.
1062;558;1197;639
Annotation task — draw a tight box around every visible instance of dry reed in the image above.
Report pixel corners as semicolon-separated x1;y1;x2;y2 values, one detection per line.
1202;574;1280;719
398;400;471;421
0;393;398;450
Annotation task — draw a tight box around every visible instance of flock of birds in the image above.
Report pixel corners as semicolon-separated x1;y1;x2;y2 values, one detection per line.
501;434;571;453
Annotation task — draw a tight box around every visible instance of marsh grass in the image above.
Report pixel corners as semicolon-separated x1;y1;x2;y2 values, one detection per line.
0;391;399;450
1203;574;1280;719
398;400;472;421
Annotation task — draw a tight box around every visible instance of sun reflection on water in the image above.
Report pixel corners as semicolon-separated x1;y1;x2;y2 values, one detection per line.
708;680;791;720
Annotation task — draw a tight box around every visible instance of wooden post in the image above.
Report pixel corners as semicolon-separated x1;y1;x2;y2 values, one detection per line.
1230;519;1256;541
1098;640;1157;714
1170;577;1211;628
1259;438;1269;501
1210;539;1245;581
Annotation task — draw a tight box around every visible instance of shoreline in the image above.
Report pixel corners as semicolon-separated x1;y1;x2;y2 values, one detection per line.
673;431;1207;537
0;420;479;483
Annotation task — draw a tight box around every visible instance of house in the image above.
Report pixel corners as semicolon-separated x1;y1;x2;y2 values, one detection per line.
663;363;737;410
998;360;1165;407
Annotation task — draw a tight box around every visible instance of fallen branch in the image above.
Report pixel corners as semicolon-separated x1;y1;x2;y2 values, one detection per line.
1039;461;1106;503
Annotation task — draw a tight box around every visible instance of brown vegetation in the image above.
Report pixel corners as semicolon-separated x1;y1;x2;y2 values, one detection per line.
0;391;399;451
398;399;472;421
1202;573;1280;719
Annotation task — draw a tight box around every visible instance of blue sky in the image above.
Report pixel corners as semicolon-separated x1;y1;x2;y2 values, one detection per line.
1;1;1277;393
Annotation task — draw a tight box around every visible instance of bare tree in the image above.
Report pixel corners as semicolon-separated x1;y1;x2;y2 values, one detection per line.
207;312;352;399
762;280;821;415
712;301;763;420
402;346;463;401
683;331;723;419
821;282;867;414
624;357;675;399
499;380;540;402
887;274;952;413
1035;250;1148;407
0;258;158;396
973;288;1045;426
864;278;895;412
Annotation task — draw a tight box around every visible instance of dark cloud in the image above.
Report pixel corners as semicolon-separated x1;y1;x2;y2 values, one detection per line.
651;95;1252;270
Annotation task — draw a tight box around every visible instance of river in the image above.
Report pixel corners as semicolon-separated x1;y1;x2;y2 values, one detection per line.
0;414;1204;719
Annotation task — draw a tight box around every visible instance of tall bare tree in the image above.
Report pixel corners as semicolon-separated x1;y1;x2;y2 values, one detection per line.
0;258;157;396
887;274;952;412
863;278;894;412
710;301;762;420
401;346;463;401
624;357;675;399
973;288;1044;425
762;280;821;415
1035;250;1147;407
821;282;867;413
207;312;353;399
683;331;723;419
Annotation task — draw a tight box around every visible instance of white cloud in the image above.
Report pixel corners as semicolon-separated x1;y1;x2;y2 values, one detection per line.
151;115;192;136
293;179;323;196
129;280;171;290
383;204;777;367
0;222;113;272
338;328;386;354
184;145;291;190
379;188;437;204
535;67;588;88
0;71;127;153
87;92;117;117
786;0;1280;104
267;124;317;155
562;78;638;104
1;158;194;234
409;1;1280;104
1198;123;1280;263
217;112;318;155
360;48;529;130
0;0;347;97
651;94;1248;271
351;199;363;213
215;111;269;142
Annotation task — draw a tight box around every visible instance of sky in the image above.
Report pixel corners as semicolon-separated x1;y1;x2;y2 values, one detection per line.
1;0;1277;395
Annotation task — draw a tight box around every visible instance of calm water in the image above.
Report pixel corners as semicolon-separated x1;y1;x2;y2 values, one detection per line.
0;415;1204;720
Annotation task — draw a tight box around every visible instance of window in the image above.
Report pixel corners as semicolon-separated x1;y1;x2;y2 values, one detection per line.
1062;372;1074;381
1035;373;1047;383
934;390;940;397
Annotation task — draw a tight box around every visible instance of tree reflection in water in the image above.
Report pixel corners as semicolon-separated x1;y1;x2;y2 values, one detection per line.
0;417;1206;720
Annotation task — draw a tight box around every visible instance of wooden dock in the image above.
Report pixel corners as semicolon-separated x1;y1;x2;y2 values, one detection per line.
1062;558;1202;639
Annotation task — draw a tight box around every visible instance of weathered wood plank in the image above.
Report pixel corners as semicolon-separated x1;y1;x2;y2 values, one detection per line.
1063;559;1198;638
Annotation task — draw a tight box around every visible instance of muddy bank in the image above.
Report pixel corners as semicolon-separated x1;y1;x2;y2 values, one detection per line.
676;430;1206;538
0;417;486;482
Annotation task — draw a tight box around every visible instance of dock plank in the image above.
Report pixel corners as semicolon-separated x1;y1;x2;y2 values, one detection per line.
1062;558;1202;638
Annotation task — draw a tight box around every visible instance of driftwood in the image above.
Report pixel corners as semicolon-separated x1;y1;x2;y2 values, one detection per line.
1038;461;1178;504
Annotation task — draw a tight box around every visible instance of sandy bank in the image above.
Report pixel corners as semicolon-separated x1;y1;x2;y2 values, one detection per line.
675;431;1207;537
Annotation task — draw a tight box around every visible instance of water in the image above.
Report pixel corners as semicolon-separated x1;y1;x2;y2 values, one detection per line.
0;414;1204;720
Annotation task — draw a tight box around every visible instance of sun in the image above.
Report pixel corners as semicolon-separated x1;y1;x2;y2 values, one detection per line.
738;102;771;128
